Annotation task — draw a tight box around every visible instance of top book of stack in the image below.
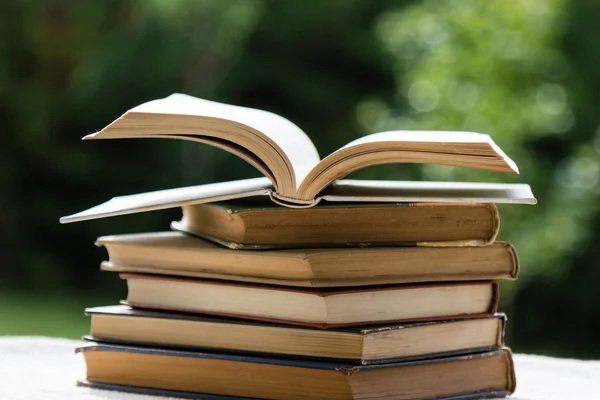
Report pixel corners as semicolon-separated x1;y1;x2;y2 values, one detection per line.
60;93;535;225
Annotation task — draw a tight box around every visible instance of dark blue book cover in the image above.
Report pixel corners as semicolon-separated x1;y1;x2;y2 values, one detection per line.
78;380;510;400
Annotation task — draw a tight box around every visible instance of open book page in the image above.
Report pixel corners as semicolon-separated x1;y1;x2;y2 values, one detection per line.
340;131;515;159
296;130;519;200
162;134;277;184
87;94;320;194
82;95;523;202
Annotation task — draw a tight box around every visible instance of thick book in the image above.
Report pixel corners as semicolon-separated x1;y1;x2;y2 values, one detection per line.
59;94;536;224
77;343;516;400
170;200;501;247
121;274;499;328
85;305;507;364
97;232;519;287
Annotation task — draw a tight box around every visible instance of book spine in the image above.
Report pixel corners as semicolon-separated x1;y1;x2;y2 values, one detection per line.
490;281;500;314
504;242;520;279
503;347;517;394
497;313;507;347
269;191;318;207
487;203;501;244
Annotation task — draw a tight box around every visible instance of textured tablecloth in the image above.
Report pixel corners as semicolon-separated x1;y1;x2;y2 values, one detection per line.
1;336;599;400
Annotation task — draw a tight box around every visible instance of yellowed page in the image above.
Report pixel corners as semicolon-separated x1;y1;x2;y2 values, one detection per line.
87;94;320;193
297;130;519;199
339;130;517;171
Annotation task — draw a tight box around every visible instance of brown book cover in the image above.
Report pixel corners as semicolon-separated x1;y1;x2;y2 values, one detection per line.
77;342;516;400
85;305;508;364
97;232;520;287
172;200;502;249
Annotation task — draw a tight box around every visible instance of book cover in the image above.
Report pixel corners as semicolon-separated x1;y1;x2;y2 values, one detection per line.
77;343;516;399
84;305;507;364
122;275;500;328
77;380;511;400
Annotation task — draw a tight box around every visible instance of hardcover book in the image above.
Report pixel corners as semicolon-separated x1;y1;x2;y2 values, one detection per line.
85;305;507;363
97;232;519;287
77;343;516;400
121;275;499;328
170;200;501;247
59;94;535;224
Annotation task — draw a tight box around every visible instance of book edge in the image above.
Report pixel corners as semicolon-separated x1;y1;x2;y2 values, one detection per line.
120;273;496;296
122;301;498;329
85;304;507;333
76;342;504;372
77;380;509;400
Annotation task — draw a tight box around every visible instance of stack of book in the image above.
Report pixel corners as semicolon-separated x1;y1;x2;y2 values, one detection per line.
61;94;536;400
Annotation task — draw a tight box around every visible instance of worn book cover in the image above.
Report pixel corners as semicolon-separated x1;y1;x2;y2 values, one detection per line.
84;305;507;364
77;343;516;400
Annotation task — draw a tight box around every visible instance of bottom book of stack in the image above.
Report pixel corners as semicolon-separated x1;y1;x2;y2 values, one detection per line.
78;305;515;400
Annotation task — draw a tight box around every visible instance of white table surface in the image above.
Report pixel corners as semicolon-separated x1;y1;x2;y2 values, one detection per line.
1;336;599;400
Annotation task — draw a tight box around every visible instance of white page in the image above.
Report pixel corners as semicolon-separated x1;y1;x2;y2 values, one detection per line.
132;94;321;188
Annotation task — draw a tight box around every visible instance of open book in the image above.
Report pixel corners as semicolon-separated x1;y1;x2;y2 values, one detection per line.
60;94;535;223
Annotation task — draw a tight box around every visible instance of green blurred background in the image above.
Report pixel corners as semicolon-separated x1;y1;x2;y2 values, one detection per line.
1;0;600;358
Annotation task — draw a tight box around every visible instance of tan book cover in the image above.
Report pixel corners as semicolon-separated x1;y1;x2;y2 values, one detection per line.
171;200;501;248
97;232;519;287
86;305;507;363
121;274;500;328
77;343;516;400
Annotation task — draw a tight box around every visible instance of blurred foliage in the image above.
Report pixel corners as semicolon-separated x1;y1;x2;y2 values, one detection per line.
1;0;600;358
370;0;600;358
